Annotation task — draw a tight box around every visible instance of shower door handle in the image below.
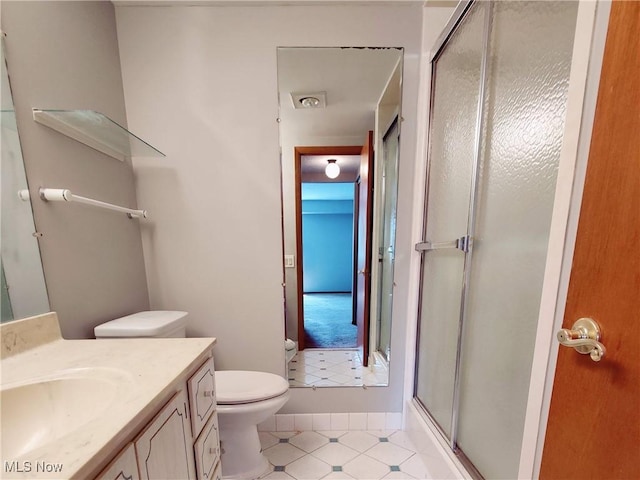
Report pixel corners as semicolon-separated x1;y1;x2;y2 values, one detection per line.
557;318;606;362
415;235;471;253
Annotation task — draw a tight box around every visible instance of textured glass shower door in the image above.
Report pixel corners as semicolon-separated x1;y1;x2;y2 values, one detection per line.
415;1;578;478
414;2;486;439
456;2;578;478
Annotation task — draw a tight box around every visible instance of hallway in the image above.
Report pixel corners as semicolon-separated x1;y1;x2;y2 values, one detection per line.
303;293;356;349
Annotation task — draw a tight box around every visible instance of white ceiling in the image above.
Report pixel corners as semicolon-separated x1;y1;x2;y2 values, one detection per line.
278;47;401;178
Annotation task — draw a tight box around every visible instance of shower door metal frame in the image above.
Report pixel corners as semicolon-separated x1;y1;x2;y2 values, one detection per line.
413;0;493;471
375;115;401;363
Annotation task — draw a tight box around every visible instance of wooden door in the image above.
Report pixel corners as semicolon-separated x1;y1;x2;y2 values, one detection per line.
356;131;374;367
540;3;640;478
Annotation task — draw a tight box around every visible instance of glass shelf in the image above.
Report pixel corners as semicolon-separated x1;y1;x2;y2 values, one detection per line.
32;109;165;161
1;110;18;131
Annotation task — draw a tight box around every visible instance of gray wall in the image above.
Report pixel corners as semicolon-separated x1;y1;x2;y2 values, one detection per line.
115;4;423;412
1;1;149;338
0;0;455;414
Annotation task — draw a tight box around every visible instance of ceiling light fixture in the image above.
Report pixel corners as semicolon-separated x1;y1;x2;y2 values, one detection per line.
290;92;327;109
299;96;320;108
325;159;340;179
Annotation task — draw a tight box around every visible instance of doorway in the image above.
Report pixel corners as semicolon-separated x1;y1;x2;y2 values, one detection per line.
294;146;361;351
288;145;389;387
301;181;357;349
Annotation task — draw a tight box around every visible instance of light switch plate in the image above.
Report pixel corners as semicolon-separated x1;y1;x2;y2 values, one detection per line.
284;255;295;268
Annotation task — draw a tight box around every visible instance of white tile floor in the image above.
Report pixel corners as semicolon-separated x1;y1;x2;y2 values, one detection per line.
258;430;432;479
288;350;389;387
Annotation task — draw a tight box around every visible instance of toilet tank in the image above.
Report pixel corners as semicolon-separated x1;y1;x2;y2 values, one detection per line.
94;311;188;338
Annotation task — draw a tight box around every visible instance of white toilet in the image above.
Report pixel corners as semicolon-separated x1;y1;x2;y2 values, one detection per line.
94;310;189;338
215;370;289;479
94;311;290;480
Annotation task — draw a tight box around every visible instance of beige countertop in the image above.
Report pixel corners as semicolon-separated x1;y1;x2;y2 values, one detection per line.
0;312;216;479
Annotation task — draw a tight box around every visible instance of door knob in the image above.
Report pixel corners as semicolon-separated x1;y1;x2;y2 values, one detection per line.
557;318;606;362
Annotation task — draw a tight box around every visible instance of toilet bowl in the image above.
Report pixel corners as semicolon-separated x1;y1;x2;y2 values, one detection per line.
215;370;289;479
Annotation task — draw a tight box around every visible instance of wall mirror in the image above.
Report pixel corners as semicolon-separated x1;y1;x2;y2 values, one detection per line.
278;47;402;388
1;36;50;323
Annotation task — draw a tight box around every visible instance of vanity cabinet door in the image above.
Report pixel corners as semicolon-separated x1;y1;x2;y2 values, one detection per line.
94;443;140;480
193;412;221;480
187;357;216;438
211;462;222;480
134;390;196;480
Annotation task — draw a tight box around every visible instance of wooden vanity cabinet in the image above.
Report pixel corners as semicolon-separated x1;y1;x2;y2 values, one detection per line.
188;358;216;438
94;443;140;480
188;358;221;479
193;413;221;480
94;356;220;480
135;389;196;479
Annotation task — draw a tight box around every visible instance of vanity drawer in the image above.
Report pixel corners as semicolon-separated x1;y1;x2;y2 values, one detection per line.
187;356;216;438
94;443;139;480
193;412;221;480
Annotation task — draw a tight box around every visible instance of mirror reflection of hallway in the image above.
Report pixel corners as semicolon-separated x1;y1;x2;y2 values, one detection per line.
278;47;402;388
303;293;354;348
287;146;389;388
297;150;360;355
300;182;357;349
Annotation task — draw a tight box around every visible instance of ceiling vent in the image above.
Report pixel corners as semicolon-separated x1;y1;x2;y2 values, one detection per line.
290;92;327;109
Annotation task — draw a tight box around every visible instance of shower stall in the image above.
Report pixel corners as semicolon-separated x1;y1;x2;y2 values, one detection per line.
414;1;579;478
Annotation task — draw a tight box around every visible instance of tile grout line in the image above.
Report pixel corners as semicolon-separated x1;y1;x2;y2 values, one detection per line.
288;349;388;387
260;430;423;480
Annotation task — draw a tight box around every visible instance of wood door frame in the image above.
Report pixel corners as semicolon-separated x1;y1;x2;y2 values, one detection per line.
352;180;361;326
356;131;374;367
294;145;363;350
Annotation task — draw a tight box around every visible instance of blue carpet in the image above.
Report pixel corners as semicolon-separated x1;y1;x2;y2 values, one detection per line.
304;293;356;348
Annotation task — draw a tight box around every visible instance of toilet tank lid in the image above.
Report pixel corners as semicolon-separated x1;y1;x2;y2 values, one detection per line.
94;311;188;337
215;371;288;404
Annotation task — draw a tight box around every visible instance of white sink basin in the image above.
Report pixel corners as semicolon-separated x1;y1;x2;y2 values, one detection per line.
1;368;132;459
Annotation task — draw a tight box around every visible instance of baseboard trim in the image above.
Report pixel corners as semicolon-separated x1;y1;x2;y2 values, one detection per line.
259;411;403;432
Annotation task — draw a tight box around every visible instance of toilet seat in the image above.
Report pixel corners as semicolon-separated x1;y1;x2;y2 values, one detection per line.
215;371;288;404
